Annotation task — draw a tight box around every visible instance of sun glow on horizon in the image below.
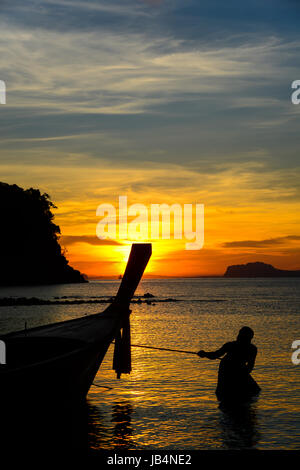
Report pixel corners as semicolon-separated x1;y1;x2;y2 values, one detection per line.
2;162;299;278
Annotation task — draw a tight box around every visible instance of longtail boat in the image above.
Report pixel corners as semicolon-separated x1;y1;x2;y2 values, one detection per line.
0;243;152;404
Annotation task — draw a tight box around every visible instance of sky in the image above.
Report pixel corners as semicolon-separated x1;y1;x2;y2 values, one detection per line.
0;0;300;277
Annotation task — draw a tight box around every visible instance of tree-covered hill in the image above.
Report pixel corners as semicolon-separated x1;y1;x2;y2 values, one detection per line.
0;182;87;285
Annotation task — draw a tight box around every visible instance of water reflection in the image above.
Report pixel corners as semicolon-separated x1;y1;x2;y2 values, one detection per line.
1;397;137;455
1;396;263;453
86;402;107;451
218;401;260;449
86;401;135;451
111;403;135;449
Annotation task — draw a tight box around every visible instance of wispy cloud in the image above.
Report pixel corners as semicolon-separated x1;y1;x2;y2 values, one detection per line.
139;0;163;5
45;0;151;16
1;23;298;116
60;235;123;246
1;2;299;173
223;236;300;248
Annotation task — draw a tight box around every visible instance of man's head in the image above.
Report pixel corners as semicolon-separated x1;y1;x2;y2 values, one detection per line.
237;326;254;344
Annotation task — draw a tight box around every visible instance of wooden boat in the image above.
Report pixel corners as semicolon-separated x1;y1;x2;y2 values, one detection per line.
0;243;152;405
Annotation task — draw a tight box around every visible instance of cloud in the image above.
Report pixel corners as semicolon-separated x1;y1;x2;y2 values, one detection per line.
0;1;300;199
1;159;300;208
1;21;298;117
222;235;300;248
60;235;123;246
139;0;163;5
1;1;300;172
45;0;150;17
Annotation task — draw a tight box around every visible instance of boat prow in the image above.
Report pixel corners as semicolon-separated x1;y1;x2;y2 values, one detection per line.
0;243;152;405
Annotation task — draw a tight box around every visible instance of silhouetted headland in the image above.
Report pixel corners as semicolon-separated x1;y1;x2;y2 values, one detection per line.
224;261;300;278
0;182;87;285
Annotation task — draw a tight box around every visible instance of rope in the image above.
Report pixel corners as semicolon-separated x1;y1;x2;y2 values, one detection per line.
112;341;197;355
91;344;219;391
111;341;221;359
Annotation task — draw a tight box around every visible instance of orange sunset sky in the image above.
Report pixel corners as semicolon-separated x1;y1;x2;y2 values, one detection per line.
2;161;300;278
1;1;300;278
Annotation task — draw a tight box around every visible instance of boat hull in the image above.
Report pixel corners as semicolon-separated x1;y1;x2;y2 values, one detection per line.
0;337;112;404
0;244;152;406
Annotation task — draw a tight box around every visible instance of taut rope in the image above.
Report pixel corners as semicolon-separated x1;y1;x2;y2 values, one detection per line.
112;341;198;355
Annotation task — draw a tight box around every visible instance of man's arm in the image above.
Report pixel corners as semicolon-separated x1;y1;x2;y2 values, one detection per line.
246;345;257;372
197;342;230;360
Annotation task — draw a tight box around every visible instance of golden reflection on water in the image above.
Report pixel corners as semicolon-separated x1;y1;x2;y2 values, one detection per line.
85;278;300;451
1;278;299;451
87;346;262;450
111;403;135;449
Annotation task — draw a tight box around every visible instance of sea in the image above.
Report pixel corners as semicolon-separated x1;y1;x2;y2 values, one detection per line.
0;278;299;451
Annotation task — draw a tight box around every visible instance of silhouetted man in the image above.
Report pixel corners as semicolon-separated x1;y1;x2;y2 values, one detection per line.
198;326;261;403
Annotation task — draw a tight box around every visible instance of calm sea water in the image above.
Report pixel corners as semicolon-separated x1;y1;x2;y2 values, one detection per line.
0;278;299;450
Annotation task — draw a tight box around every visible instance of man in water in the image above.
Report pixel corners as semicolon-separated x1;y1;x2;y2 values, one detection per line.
197;326;260;403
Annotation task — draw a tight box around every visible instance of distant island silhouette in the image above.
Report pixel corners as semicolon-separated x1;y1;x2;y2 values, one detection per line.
0;182;87;286
224;261;300;278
